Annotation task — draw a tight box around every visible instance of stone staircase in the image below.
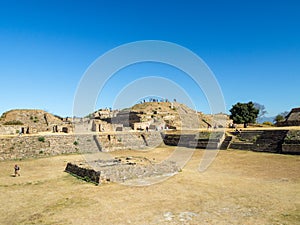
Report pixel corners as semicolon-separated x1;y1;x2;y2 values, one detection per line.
173;103;200;129
228;130;263;151
220;136;233;150
75;134;102;153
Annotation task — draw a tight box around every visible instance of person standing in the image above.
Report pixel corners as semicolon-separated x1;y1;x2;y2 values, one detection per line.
14;164;20;176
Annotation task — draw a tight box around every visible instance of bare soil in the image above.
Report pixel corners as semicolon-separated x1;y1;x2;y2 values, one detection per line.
0;147;299;224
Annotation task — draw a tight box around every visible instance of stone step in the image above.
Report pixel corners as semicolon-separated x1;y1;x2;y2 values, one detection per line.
229;143;253;150
220;136;233;150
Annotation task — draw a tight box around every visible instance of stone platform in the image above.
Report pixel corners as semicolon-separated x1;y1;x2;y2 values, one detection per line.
65;156;179;184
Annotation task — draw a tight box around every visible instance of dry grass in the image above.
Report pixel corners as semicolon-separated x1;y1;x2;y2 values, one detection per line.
0;147;299;224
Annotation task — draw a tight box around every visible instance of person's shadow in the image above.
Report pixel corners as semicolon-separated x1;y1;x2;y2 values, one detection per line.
10;174;18;177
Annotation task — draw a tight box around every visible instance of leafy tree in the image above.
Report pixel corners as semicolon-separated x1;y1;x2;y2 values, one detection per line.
274;114;285;124
274;111;289;124
254;102;267;120
229;101;259;128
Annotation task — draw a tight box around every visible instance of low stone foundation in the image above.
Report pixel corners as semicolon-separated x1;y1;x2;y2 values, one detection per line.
65;156;179;184
65;163;100;184
229;143;253;150
162;132;224;149
282;144;300;154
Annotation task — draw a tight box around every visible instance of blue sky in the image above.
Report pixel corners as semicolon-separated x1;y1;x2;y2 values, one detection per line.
0;0;299;117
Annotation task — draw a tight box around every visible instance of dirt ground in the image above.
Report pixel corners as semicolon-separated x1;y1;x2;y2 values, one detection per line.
0;147;299;225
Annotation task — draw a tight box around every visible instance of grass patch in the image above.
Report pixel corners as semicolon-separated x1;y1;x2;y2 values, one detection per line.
38;136;45;142
3;120;23;125
64;171;98;186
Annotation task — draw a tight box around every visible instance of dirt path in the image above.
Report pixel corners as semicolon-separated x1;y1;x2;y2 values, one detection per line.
0;148;299;224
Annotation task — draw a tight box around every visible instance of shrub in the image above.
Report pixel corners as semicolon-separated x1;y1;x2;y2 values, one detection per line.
73;141;79;146
38;136;45;142
263;121;273;126
3;120;24;125
84;176;91;182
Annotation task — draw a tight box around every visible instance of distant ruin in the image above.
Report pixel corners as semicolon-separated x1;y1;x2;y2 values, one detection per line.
0;103;299;162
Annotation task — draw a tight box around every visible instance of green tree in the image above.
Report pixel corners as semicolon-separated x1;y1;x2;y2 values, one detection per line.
274;111;288;124
274;114;285;124
229;101;259;128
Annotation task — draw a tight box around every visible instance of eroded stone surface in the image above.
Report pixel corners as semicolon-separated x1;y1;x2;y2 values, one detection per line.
65;156;179;184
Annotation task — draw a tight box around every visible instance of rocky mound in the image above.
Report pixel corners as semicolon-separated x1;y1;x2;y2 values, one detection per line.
0;109;69;133
131;102;228;129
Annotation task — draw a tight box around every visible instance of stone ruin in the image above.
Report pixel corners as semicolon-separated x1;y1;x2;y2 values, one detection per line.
277;107;300;126
0;109;73;135
65;156;179;185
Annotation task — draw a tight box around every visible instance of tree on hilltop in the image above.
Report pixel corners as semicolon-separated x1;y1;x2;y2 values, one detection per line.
229;101;259;128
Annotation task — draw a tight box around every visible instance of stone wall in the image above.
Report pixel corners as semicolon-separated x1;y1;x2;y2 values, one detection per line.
0;134;100;160
282;144;300;154
65;163;100;184
0;131;164;160
0;125;19;135
162;132;224;149
282;130;300;154
96;131;163;151
228;129;300;154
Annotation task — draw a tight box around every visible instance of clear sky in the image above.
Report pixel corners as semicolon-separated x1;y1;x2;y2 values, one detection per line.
0;0;299;117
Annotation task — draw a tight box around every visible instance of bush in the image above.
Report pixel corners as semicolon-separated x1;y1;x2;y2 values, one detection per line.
38;136;45;142
73;141;79;146
3;120;24;125
84;176;91;182
263;121;273;126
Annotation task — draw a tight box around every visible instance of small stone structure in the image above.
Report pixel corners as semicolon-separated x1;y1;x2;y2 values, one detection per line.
65;156;179;184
